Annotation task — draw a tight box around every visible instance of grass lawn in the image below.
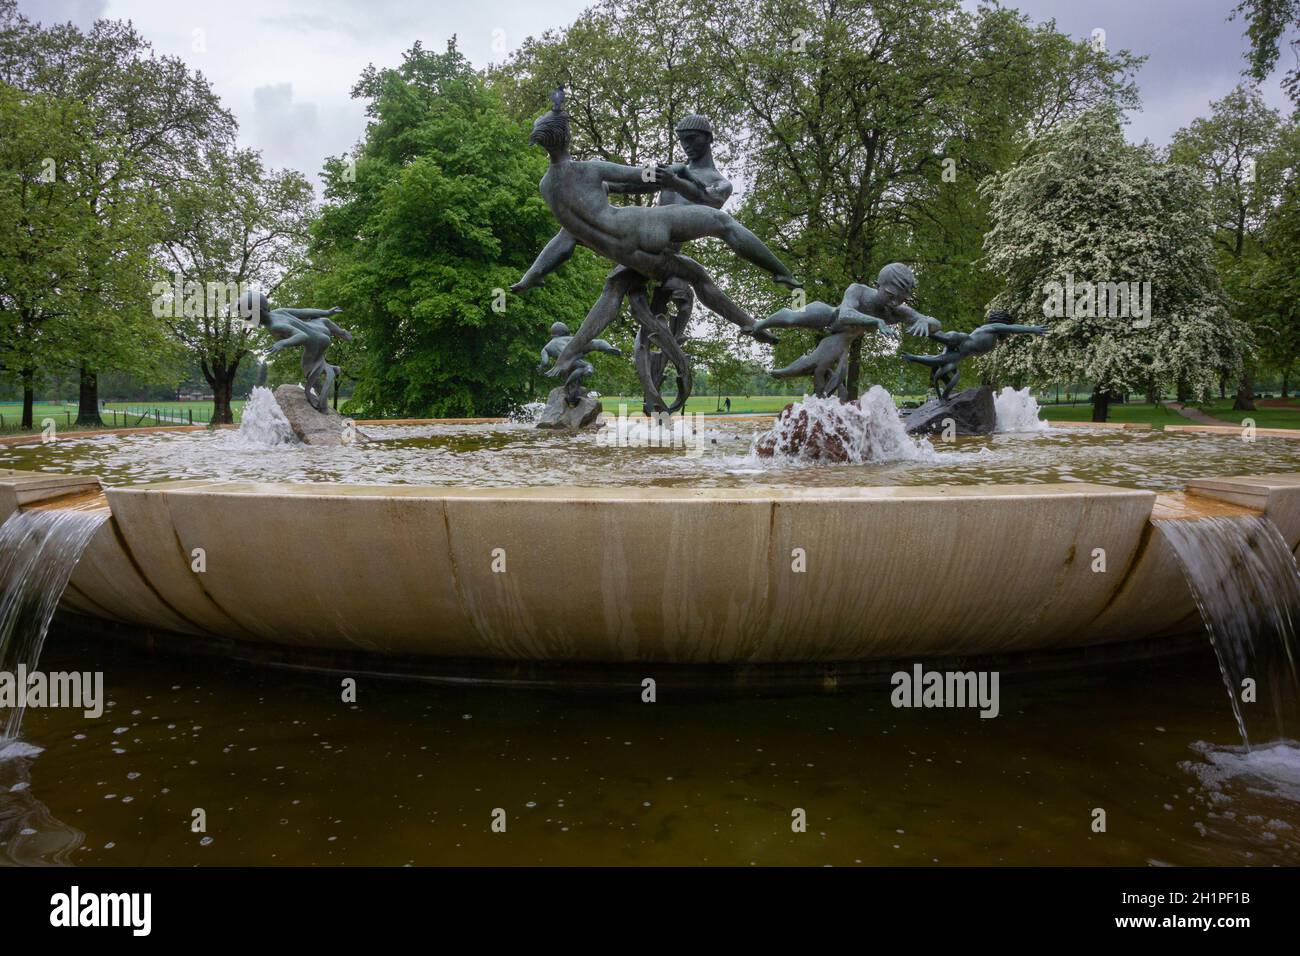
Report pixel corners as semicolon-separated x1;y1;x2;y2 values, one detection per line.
1037;401;1190;426
595;393;934;414
0;399;247;435
1193;400;1300;430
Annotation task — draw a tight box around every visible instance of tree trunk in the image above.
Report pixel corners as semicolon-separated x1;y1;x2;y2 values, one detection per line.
1145;384;1158;406
21;367;34;430
76;362;103;427
1177;378;1191;404
1233;370;1256;412
845;338;863;399
211;374;235;425
1091;388;1112;423
1283;371;1290;399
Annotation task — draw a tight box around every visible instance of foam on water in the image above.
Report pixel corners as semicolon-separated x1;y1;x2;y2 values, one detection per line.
1183;740;1300;804
994;387;1049;433
753;386;938;465
509;401;546;424
233;386;298;448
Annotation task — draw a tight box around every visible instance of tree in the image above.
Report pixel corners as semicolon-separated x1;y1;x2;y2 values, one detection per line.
0;86;95;428
0;1;233;424
689;0;1144;395
1252;125;1300;394
1170;85;1284;410
156;147;314;424
981;107;1248;421
1234;0;1300;104
304;40;608;417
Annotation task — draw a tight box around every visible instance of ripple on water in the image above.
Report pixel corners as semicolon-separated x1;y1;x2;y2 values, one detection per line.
2;419;1299;491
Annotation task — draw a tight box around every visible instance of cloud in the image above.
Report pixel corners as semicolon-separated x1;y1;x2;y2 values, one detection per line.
16;0;108;29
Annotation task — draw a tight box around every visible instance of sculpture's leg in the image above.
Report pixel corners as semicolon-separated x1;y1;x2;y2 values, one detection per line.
660;206;801;288
628;289;692;415
943;367;960;401
771;353;819;380
824;352;850;398
552;269;640;376
666;255;778;344
756;302;837;333
634;280;693;413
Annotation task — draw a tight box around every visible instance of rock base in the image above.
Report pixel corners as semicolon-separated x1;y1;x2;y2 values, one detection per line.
755;399;857;462
536;387;603;430
272;384;366;446
902;386;996;437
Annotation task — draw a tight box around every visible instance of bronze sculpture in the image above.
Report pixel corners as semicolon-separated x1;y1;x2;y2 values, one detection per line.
239;292;353;413
538;322;621;406
761;264;942;398
902;310;1047;400
512;88;800;413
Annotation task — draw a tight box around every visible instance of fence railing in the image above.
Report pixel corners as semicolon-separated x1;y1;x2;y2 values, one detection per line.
0;401;232;431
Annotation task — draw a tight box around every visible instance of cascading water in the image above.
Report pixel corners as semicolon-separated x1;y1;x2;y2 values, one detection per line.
0;508;107;741
233;385;298;447
1158;515;1300;749
993;387;1049;433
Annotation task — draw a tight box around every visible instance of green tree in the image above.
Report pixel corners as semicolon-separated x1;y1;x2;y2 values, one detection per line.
1234;0;1300;104
156;147;315;423
0;1;233;424
305;40;607;417
982;107;1247;421
1170;85;1285;410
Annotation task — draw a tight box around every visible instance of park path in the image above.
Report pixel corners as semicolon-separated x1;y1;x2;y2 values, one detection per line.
1160;400;1234;426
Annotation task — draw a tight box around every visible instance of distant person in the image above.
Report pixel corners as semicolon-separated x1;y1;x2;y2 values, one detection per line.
724;397;731;413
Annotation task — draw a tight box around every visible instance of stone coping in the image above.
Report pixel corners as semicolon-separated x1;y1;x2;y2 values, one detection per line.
113;478;1150;503
1164;423;1300;439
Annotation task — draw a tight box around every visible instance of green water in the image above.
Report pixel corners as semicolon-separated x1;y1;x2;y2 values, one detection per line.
3;627;1297;866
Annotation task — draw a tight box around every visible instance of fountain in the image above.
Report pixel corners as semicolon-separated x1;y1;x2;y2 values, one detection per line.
1158;514;1300;747
0;507;107;740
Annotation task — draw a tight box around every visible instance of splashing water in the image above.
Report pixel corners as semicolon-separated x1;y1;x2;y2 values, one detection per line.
0;508;108;740
509;401;547;425
754;387;937;464
234;386;298;447
994;387;1049;433
1158;515;1300;749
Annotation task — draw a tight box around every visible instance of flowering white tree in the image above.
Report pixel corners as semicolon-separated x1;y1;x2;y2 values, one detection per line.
980;107;1249;421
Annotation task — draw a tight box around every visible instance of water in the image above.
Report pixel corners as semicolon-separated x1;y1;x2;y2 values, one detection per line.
994;387;1049;433
0;509;107;740
234;386;298;447
1158;515;1300;748
3;632;1295;865
754;387;937;464
3;414;1297;491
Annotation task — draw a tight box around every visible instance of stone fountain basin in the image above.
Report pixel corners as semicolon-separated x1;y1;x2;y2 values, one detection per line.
6;468;1300;664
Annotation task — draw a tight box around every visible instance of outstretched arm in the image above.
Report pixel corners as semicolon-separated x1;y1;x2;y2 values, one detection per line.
833;308;895;338
513;229;578;293
589;339;622;356
589;160;668;189
537;345;553;373
267;330;310;353
281;307;341;320
321;318;352;341
998;323;1048;335
897;305;942;337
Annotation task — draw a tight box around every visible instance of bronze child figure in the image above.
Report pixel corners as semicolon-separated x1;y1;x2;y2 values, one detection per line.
902;309;1048;400
538;322;621;406
239;291;353;413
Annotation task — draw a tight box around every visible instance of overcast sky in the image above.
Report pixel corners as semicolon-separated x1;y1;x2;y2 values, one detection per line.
18;0;1297;187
